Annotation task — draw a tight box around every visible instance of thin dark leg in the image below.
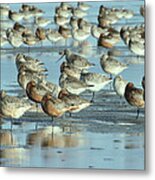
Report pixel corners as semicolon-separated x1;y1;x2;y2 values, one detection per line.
62;126;65;132
36;103;39;113
91;92;95;103
69;112;72;117
136;109;140;119
11;130;13;144
69;122;72;134
51;117;54;139
35;123;38;130
28;46;30;54
110;82;112;90
109;74;113;90
11;118;13;131
35;103;39;130
119;96;124;105
97;46;102;54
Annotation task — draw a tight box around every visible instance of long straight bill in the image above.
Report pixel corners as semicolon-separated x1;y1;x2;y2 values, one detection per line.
56;54;65;63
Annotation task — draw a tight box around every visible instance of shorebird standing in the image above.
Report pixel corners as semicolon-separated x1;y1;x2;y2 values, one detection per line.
15;53;47;74
22;31;39;46
91;25;107;39
128;39;145;56
39;80;61;98
17;68;46;90
59;72;94;95
72;27;90;42
35;27;46;41
35;17;51;27
120;24;145;56
54;15;70;26
46;29;64;44
69;16;79;29
8;10;24;22
71;7;87;18
19;4;44;20
58;49;95;70
6;28;23;48
113;75;128;98
41;93;72;121
77;18;92;33
0;36;9;47
0;5;9;17
58;26;72;39
100;53;128;78
60;61;82;80
77;2;91;11
26;80;49;105
0;90;32;119
58;89;91;116
98;32;120;49
26;80;60;105
124;82;145;119
80;72;112;102
55;5;72;18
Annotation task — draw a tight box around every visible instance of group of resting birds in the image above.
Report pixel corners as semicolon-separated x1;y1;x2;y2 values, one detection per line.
0;2;145;58
0;48;145;122
0;2;145;124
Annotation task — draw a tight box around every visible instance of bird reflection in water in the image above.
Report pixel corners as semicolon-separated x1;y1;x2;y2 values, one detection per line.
26;125;86;148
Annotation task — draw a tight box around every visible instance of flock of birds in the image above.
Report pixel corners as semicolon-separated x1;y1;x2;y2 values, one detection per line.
1;2;144;56
0;49;145;121
0;2;145;127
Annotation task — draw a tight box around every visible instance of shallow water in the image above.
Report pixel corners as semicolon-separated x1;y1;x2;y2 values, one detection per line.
0;0;145;169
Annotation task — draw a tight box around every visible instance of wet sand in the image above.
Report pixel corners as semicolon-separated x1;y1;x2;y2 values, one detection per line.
0;89;145;169
0;1;144;170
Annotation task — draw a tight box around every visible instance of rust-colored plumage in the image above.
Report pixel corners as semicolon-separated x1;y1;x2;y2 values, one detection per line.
26;81;45;103
35;27;46;40
41;93;71;118
124;82;145;119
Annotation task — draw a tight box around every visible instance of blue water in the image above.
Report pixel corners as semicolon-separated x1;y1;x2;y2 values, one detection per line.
0;0;145;170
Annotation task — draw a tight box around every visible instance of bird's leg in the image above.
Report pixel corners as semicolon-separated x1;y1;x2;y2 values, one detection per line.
35;103;39;113
109;74;113;90
51;116;54;139
35;103;39;129
51;116;54;122
119;96;124;105
28;46;30;54
69;112;72;117
90;92;95;103
35;122;38;130
97;46;102;55
11;118;13;131
136;109;140;119
69;121;72;135
11;130;13;145
62;125;65;132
